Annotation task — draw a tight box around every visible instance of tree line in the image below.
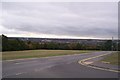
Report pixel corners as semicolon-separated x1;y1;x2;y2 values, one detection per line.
1;35;119;51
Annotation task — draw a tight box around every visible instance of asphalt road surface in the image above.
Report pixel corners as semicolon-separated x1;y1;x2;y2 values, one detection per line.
2;51;119;78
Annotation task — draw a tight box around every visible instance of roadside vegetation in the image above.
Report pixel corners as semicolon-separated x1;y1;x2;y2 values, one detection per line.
2;50;92;60
1;34;119;52
101;52;120;65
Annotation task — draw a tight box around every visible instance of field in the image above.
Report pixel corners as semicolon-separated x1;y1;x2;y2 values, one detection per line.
2;50;92;60
101;52;119;65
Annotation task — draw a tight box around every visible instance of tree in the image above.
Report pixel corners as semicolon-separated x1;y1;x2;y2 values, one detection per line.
2;34;9;51
103;40;112;51
118;41;120;51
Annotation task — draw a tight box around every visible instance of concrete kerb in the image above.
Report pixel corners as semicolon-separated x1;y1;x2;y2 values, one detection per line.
78;52;120;73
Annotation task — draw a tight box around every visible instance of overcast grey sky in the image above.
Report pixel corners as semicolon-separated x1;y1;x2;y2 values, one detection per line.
0;2;118;39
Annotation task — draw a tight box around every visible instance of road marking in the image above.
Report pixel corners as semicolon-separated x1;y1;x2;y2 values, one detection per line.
34;65;55;72
85;65;119;73
78;52;120;73
84;61;93;64
15;72;27;76
15;61;38;64
15;73;23;75
3;72;27;77
5;58;39;62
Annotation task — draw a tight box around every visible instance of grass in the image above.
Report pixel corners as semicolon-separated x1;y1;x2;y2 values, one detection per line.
2;50;93;60
101;52;120;65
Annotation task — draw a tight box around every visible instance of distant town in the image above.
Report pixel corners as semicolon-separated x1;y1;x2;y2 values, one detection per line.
8;36;118;45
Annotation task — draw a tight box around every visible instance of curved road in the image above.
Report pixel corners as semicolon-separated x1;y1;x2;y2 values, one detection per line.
2;51;118;78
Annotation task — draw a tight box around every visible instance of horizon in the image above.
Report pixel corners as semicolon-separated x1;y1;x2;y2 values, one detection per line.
2;34;117;40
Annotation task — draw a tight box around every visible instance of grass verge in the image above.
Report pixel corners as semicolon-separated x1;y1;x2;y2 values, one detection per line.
101;52;120;65
2;50;92;60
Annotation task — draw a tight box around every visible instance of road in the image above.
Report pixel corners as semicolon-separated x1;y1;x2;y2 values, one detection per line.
2;51;119;78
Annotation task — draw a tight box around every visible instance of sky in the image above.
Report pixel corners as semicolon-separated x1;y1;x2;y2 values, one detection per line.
0;2;118;39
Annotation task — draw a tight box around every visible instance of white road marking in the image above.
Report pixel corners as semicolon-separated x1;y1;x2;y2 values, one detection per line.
84;61;93;64
15;73;23;75
15;72;27;76
15;61;38;64
34;65;55;72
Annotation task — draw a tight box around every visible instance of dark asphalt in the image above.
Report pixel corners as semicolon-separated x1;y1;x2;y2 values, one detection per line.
2;51;119;78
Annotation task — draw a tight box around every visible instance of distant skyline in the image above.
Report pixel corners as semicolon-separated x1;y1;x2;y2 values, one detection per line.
0;2;118;39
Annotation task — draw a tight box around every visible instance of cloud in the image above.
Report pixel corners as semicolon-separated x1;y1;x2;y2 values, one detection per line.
1;2;118;39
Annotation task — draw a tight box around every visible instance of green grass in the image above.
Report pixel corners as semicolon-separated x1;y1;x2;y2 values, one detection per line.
101;52;120;65
2;50;93;60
